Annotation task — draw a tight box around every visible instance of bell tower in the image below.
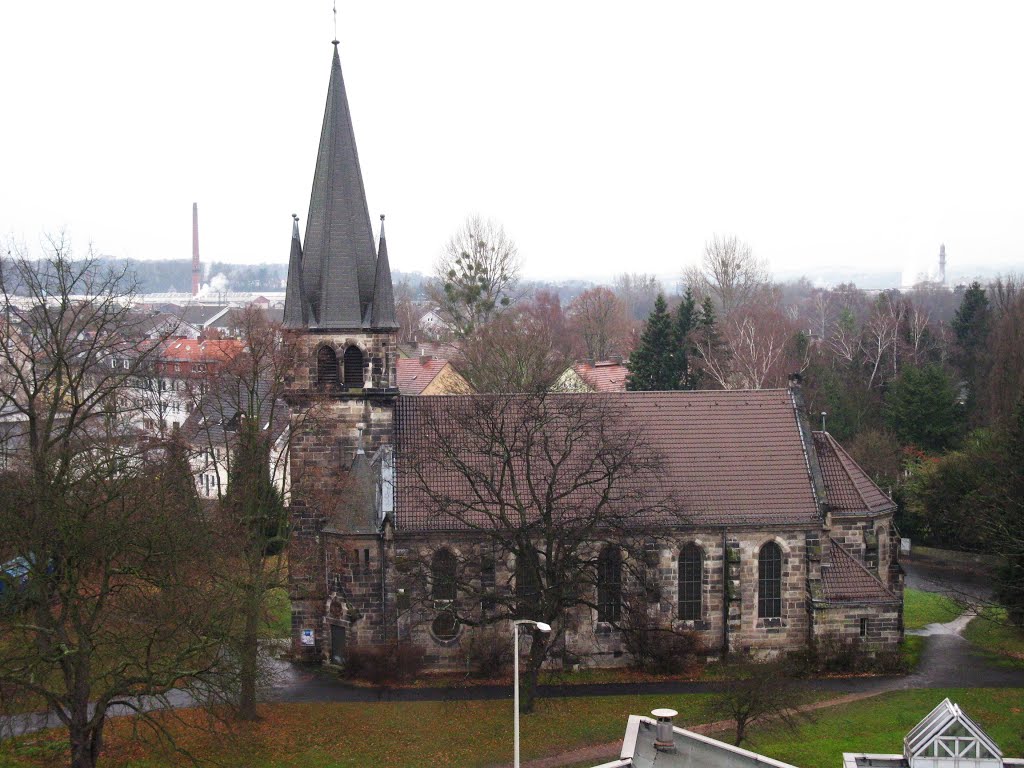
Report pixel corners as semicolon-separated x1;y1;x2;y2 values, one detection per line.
283;40;399;662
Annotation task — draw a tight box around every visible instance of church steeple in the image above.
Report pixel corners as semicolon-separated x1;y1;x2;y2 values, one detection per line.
291;41;381;330
370;214;398;329
283;214;307;328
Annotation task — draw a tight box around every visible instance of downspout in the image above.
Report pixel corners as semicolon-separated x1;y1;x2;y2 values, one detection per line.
721;528;729;658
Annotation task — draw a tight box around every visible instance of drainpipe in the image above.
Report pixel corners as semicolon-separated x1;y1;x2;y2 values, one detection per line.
721;528;729;658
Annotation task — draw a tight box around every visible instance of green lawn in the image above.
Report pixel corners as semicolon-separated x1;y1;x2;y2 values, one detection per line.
0;694;719;767
705;688;1024;768
262;587;291;639
903;587;961;629
964;608;1024;665
4;688;1022;768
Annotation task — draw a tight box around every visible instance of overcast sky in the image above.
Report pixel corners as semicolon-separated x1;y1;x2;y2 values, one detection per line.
2;2;1023;285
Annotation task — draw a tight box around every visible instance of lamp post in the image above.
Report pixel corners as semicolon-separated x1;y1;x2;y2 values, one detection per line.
513;619;551;768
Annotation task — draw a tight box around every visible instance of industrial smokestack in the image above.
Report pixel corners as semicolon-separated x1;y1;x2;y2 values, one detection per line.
192;203;201;296
939;244;947;286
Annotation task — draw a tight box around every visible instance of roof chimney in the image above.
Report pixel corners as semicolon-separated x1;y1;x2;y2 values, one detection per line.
652;708;677;752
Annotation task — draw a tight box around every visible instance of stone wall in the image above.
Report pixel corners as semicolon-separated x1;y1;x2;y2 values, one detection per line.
811;602;902;650
285;327;398;661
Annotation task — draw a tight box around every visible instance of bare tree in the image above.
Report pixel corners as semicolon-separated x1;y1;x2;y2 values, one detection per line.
860;293;904;389
433;215;521;337
613;273;661;322
712;658;812;746
183;305;296;720
455;308;572;393
568;287;630;361
0;239;231;768
398;392;672;713
683;235;769;316
693;292;801;389
393;277;419;343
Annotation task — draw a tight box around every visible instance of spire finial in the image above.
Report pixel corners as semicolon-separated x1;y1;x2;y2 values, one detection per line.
379;214;385;222
332;0;339;46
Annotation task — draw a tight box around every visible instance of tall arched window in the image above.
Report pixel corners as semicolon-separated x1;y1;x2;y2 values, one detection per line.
342;345;363;388
678;544;703;621
596;546;622;623
431;549;457;602
758;542;782;619
316;346;339;389
515;551;540;618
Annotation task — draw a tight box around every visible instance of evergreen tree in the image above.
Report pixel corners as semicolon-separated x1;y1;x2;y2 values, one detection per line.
951;282;990;422
883;363;961;452
626;294;677;390
674;288;698;389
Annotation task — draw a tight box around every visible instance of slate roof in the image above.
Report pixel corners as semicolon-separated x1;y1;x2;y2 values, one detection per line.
575;361;628;392
180;380;288;447
813;431;896;516
297;43;378;329
175;305;231;328
394;389;822;532
396;357;450;395
821;540;897;604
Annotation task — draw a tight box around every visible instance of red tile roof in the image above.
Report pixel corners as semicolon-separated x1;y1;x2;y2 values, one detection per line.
396;357;450;395
394;389;822;532
813;432;895;517
574;361;628;392
821;540;898;604
159;339;245;364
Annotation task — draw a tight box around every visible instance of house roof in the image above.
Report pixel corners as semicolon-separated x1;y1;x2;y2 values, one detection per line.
159;339;245;365
574;361;628;392
180;380;288;447
396;357;450;395
821;540;898;604
394;389;823;532
176;305;231;328
813;431;896;516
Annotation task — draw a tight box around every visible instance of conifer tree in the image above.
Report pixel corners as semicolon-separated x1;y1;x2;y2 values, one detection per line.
626;294;677;390
674;287;698;389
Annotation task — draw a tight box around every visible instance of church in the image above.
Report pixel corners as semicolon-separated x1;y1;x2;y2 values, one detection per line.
283;42;904;669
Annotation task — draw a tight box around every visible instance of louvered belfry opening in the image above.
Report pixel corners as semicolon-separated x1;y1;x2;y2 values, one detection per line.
758;542;783;619
342;345;364;388
316;346;340;390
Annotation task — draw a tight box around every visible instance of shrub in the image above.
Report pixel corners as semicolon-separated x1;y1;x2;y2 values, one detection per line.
792;634;908;675
343;641;425;684
460;628;513;678
622;623;704;674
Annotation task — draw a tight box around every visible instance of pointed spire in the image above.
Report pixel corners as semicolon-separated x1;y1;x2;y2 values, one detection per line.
371;214;398;329
283;214;307;328
301;43;379;329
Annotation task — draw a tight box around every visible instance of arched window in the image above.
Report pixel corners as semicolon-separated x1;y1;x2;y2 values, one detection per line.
596;546;622;623
515;551;540;618
758;542;782;619
316;346;339;389
678;544;703;621
342;345;363;388
431;549;457;602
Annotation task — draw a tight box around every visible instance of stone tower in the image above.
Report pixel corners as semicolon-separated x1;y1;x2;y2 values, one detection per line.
283;40;399;662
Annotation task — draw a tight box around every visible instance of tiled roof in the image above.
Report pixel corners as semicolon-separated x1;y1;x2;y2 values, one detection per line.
813;432;895;516
574;361;628;392
394;389;822;532
821;540;897;604
396;357;449;395
159;339;244;364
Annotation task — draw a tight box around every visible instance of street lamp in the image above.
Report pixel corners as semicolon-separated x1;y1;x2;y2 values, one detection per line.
513;618;551;768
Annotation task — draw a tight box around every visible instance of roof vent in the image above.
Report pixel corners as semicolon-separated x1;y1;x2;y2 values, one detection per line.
652;708;677;752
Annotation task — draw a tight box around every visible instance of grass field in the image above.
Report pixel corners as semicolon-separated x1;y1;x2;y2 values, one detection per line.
3;687;1022;768
705;687;1024;768
1;694;719;767
903;587;961;629
964;608;1024;665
